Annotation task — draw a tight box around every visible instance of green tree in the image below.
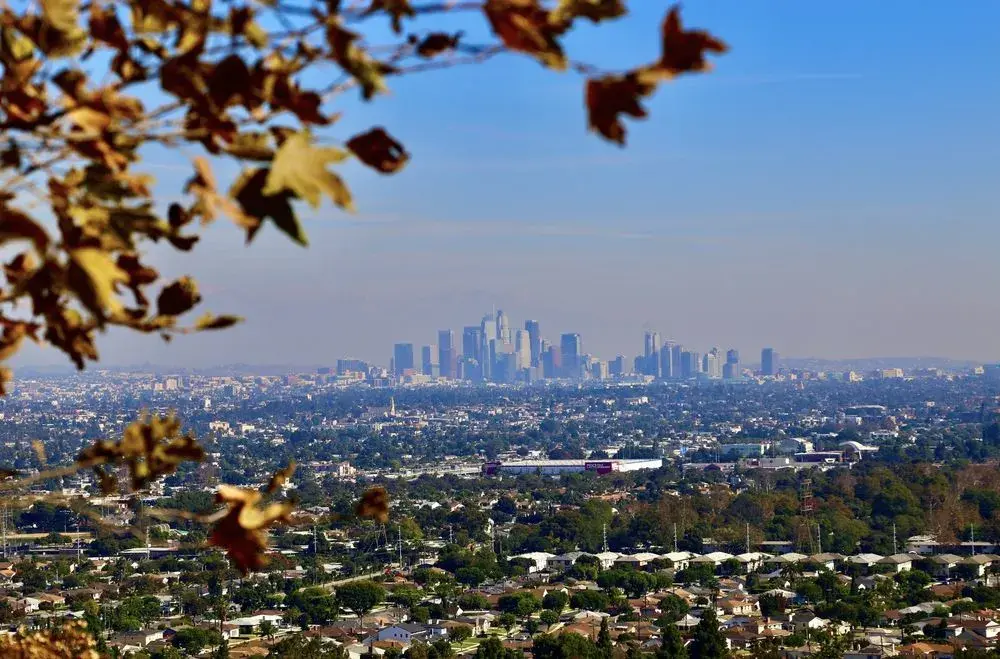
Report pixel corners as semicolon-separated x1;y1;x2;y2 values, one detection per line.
258;620;278;643
498;613;517;635
266;634;348;658
336;581;384;627
449;626;472;643
532;632;601;659
542;592;568;612
539;610;559;630
596;617;612;659
689;609;727;659
473;637;523;659
657;623;688;659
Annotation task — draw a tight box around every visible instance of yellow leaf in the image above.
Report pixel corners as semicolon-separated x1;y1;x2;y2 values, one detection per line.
263;131;353;210
194;313;243;331
41;0;80;34
68;247;128;318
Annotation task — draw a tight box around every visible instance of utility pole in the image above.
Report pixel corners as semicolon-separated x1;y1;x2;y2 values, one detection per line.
673;523;678;554
816;524;822;555
602;524;608;553
398;525;403;569
892;522;897;555
746;523;750;555
971;524;976;556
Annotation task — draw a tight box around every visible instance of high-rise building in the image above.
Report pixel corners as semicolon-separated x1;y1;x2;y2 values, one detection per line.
393;343;415;376
525;320;541;367
705;348;722;379
723;348;740;379
421;345;438;376
761;348;779;376
496;309;511;344
560;333;582;378
462;326;482;362
480;314;496;380
670;343;683;379
514;329;531;370
610;355;626;376
438;329;456;379
661;340;677;378
681;350;701;378
643;331;661;377
542;345;560;379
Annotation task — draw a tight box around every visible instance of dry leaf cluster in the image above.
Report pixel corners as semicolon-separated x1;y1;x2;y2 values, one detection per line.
0;621;100;659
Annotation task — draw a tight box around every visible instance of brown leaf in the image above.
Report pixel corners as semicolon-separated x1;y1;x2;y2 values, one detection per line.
414;32;461;58
654;5;728;76
551;0;625;26
266;461;296;493
484;0;567;70
156;276;201;317
89;4;129;51
0;368;11;397
326;22;398;100
0;207;50;253
209;485;294;572
363;0;415;34
76;414;205;490
1;141;21;170
356;486;390;523
584;73;655;146
346;127;409;174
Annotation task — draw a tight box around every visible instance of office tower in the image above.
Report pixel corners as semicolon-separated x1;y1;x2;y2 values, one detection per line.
462;326;482;362
723;348;740;379
393;343;415;376
525;320;541;367
437;330;456;379
762;348;779;376
643;331;661;377
421;345;438;376
726;349;740;366
540;338;551;358
610;355;625;376
496;309;511;344
480;314;496;380
681;350;701;378
543;344;561;379
661;340;677;378
560;333;582;378
514;329;531;370
670;343;683;379
592;361;608;380
704;348;722;379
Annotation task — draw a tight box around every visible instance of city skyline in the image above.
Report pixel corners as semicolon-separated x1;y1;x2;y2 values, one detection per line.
384;306;778;383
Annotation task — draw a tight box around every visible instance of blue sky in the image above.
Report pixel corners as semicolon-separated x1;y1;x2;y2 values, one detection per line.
16;1;1000;368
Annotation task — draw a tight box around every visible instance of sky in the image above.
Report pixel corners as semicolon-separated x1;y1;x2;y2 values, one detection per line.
14;1;1000;368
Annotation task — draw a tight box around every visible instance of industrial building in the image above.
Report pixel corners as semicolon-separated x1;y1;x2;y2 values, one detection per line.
482;458;663;476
